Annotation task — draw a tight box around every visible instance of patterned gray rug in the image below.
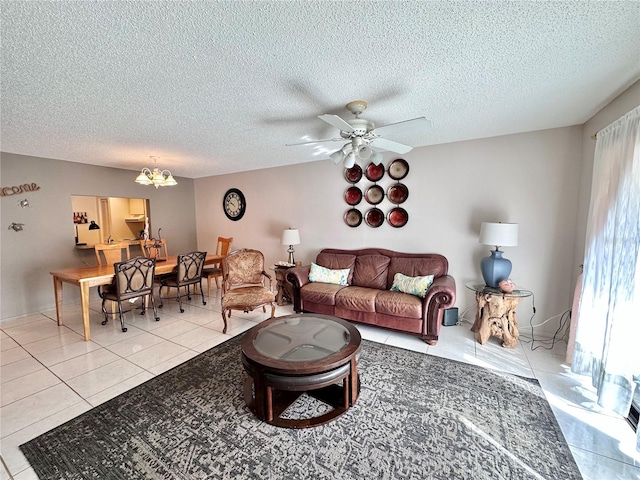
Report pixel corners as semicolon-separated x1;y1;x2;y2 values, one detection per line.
21;336;581;479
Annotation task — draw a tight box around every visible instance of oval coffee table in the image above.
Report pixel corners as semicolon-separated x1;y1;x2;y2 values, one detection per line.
241;313;361;428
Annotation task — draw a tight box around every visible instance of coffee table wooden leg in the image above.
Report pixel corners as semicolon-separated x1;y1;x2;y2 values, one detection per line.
349;358;359;405
253;373;266;420
266;386;274;422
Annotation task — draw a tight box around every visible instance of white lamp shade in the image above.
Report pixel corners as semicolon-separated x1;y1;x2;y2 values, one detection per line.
135;171;152;185
370;150;383;165
281;228;300;246
343;152;356;168
358;145;372;159
329;150;344;165
479;222;518;247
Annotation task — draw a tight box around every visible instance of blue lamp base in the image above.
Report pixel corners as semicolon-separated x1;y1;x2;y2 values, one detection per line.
480;250;512;288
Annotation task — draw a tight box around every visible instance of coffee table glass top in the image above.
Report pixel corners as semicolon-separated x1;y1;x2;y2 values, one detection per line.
254;315;350;361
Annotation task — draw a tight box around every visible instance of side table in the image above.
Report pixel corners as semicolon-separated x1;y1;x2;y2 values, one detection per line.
465;282;532;348
273;265;294;306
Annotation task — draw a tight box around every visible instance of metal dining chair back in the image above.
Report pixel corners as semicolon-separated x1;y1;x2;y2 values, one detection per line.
98;256;160;332
140;238;169;261
159;251;207;312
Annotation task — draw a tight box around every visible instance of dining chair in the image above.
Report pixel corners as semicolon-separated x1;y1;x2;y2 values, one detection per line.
97;256;160;332
94;243;131;266
140;238;169;261
159;251;207;313
202;237;233;298
221;249;276;334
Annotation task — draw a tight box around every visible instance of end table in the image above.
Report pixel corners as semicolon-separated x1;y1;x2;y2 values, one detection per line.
465;282;532;348
273;265;294;306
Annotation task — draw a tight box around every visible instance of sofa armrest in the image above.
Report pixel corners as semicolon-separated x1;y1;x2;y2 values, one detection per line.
422;275;457;339
286;265;311;312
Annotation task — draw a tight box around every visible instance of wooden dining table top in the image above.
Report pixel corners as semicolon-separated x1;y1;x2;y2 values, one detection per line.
50;254;226;286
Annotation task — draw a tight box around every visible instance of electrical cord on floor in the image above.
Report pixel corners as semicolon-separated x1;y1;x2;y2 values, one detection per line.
525;309;572;351
515;288;571;351
456;306;476;326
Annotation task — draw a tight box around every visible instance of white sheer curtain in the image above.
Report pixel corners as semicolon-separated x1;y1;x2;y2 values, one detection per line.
572;105;640;452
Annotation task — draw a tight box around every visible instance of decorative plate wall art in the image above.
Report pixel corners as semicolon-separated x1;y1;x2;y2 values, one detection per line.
364;185;384;205
342;158;409;228
344;186;362;206
365;162;385;182
344;208;363;227
387;207;408;227
344;164;363;183
388;158;409;180
365;208;384;228
387;183;408;204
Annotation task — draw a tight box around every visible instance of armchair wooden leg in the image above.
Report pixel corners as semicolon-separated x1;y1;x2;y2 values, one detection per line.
221;309;228;334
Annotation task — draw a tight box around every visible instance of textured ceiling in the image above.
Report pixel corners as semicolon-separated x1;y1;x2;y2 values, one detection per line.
1;1;639;178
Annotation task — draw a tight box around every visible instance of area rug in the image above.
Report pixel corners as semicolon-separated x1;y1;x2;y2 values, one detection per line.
21;336;582;479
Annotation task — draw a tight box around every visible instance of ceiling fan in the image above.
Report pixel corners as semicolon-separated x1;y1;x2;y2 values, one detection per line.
286;100;429;168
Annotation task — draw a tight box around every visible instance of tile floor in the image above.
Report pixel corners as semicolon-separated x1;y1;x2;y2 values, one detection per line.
1;293;639;480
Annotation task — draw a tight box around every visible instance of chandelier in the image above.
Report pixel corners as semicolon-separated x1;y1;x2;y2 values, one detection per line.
329;137;383;168
135;156;178;189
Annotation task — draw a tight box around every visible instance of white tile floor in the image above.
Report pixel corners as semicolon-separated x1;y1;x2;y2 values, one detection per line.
1;293;639;480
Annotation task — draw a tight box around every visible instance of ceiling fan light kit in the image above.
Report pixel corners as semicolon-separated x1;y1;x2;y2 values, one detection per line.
288;99;428;169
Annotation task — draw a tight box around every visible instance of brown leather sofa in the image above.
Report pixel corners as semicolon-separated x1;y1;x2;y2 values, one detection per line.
286;248;456;345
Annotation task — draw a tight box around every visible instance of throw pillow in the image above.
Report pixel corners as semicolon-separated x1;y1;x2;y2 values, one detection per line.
308;262;350;286
390;273;434;298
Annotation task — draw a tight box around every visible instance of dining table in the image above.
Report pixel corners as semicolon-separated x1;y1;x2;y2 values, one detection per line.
50;254;225;341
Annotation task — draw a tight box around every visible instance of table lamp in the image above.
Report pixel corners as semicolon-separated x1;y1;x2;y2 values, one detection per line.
479;222;518;288
281;228;300;265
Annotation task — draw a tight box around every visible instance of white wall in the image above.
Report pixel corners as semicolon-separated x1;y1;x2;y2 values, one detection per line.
0;153;197;320
195;126;583;336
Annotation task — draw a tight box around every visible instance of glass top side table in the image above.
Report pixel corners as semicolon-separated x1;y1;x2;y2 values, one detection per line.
465;281;532;348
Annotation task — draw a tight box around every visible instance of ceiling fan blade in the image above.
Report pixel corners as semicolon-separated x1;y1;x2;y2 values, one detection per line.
318;114;354;132
374;117;430;136
370;137;414;154
285;138;341;147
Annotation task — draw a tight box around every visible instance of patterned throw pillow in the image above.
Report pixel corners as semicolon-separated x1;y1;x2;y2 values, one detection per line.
390;273;435;298
308;262;350;286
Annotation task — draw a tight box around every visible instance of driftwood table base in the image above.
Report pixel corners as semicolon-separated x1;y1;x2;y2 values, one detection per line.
471;292;521;348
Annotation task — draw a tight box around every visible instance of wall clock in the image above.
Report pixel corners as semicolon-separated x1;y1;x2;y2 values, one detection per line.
223;188;246;221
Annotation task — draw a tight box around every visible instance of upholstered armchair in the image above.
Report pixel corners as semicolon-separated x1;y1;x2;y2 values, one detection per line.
221;249;276;334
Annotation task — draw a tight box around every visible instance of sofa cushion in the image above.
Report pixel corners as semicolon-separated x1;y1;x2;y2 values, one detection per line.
335;286;378;313
352;254;391;290
375;290;423;319
309;262;350;285
300;282;346;306
390;273;434;298
387;257;444;288
316;253;357;284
